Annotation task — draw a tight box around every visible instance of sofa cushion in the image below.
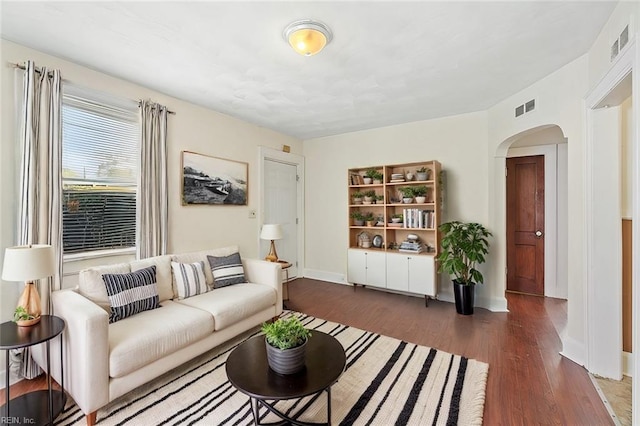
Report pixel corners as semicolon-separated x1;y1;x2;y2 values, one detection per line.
108;300;215;378
78;263;131;313
131;255;173;302
172;261;208;299
175;283;276;331
171;246;239;287
207;252;246;288
103;266;160;323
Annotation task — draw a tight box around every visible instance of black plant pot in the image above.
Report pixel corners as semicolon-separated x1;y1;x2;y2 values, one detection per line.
453;280;475;315
265;338;307;375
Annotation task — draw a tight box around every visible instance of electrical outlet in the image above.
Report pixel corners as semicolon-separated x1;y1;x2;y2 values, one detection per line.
248;210;257;219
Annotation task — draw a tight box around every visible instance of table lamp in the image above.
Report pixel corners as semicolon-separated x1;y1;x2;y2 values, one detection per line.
2;244;55;326
260;224;283;262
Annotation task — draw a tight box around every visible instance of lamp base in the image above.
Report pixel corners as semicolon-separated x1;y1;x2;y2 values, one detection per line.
15;282;42;326
265;240;279;262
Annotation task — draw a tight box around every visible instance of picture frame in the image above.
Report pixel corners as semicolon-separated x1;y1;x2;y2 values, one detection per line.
181;151;248;205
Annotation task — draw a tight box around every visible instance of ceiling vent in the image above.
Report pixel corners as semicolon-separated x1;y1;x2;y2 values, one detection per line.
515;99;535;118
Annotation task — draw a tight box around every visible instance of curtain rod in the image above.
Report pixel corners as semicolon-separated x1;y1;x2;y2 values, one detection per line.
10;61;176;115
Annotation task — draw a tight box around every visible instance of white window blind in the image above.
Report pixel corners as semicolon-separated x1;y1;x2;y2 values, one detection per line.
61;87;140;254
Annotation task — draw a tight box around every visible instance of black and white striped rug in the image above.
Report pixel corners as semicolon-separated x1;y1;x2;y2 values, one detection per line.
56;313;488;425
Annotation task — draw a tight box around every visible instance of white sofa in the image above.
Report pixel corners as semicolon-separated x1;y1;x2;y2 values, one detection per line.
33;246;282;425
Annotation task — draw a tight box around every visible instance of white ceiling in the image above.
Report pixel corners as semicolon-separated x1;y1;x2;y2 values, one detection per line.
1;1;616;140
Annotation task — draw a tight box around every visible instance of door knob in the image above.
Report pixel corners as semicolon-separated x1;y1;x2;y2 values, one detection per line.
535;230;543;237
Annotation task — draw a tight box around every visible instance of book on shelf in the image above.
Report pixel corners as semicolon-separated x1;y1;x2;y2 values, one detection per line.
402;208;436;229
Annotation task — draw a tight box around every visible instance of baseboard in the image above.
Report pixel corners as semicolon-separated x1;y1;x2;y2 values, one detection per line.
623;351;633;377
302;269;349;286
560;334;586;367
476;295;509;312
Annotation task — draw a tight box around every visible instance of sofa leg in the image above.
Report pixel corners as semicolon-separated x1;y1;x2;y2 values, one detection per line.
86;411;97;426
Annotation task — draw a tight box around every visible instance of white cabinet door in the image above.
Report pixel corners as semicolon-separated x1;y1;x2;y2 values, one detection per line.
408;255;436;296
386;253;409;291
366;251;386;288
347;250;367;285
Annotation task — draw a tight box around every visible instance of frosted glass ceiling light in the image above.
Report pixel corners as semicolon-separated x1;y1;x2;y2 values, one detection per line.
283;20;333;56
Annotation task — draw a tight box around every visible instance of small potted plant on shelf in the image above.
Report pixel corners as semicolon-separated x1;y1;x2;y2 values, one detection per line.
412;186;428;203
398;187;415;204
352;191;364;205
363;190;376;204
364;212;376;227
416;166;429;181
350;211;365;226
375;194;384;204
391;213;403;223
365;169;382;184
262;316;311;374
437;221;492;315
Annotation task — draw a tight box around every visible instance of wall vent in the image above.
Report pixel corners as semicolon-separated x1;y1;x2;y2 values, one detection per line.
611;24;630;62
515;99;535;118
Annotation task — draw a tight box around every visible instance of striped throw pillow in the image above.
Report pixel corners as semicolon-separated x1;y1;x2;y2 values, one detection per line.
171;261;208;299
207;252;246;288
103;266;160;323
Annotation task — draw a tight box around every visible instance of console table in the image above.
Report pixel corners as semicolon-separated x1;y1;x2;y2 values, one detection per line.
0;315;66;426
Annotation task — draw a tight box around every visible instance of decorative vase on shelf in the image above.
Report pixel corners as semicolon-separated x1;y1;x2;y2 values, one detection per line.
415;196;426;203
416;172;428;181
402;198;413;204
405;172;414;181
363;177;372;184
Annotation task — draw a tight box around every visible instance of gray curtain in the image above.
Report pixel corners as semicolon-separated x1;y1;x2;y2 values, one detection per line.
15;60;63;379
137;100;168;259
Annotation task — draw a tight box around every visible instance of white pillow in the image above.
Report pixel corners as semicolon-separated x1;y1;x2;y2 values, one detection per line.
171;261;208;299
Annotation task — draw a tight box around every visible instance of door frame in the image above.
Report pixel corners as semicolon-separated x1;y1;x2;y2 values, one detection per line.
506;145;564;298
584;38;638;419
258;147;305;276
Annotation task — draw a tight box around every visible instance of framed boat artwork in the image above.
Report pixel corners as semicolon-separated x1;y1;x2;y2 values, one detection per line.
181;151;248;205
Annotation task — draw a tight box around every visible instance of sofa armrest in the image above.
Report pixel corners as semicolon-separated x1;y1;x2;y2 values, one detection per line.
243;258;283;314
51;289;110;415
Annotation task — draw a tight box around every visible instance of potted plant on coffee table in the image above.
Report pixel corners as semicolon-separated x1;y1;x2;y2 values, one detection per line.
437;221;491;315
262;316;311;374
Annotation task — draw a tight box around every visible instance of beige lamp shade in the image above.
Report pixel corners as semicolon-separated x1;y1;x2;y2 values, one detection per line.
260;224;283;241
2;244;56;326
260;224;283;262
2;245;56;282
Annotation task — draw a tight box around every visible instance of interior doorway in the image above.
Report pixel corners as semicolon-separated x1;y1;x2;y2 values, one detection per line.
506;155;545;296
259;147;305;280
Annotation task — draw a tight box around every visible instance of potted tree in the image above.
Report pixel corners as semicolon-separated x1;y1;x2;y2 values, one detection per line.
262;316;311;374
436;221;491;315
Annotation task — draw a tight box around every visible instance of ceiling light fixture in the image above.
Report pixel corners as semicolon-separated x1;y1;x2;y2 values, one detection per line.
283;19;333;56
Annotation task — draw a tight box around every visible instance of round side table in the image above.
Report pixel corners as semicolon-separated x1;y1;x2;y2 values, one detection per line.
0;315;66;426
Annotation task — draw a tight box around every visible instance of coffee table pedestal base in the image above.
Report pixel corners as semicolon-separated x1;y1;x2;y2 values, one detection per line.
250;387;332;426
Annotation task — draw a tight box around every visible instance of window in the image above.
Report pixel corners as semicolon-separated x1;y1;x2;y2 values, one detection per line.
61;87;140;254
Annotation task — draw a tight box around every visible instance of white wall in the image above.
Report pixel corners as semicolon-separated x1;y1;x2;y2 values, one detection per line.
487;55;589;362
588;1;640;90
0;40;302;383
621;96;633;218
302;111;489;302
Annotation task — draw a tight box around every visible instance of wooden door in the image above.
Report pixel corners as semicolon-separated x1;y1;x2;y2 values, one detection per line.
506;155;545;295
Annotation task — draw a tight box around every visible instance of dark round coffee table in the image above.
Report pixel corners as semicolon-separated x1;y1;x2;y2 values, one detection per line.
226;330;346;426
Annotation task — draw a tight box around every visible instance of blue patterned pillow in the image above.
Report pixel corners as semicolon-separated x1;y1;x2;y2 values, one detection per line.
207;252;246;288
103;265;160;323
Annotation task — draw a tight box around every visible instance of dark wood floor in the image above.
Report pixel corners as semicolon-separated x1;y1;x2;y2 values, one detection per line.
2;278;613;425
286;278;612;425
